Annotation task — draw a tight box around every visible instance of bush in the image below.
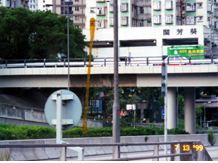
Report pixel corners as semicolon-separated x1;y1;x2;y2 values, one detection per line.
0;123;189;140
208;128;216;146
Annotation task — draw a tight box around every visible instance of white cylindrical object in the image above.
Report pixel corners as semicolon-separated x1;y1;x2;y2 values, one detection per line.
184;87;196;134
167;87;177;129
56;91;62;144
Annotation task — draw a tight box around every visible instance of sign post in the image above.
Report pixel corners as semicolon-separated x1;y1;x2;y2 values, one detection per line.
161;60;168;160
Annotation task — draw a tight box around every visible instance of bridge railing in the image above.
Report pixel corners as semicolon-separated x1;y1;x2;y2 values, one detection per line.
0;140;212;161
0;55;218;68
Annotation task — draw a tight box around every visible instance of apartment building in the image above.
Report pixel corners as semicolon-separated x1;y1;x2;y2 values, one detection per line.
2;0;29;9
46;0;86;29
83;0;218;58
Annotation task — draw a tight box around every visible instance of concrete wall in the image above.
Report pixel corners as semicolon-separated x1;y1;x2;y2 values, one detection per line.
0;106;49;127
0;134;215;161
0;106;109;128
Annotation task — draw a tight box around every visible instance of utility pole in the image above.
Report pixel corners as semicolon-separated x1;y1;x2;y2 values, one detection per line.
112;0;120;159
161;60;167;160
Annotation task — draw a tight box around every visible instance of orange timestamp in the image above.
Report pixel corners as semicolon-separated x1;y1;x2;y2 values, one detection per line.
174;144;204;152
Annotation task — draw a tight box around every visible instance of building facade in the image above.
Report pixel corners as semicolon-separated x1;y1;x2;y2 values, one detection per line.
2;0;29;9
83;0;218;58
47;0;86;29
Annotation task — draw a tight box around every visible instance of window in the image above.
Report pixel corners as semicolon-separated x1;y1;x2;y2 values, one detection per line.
33;0;35;3
186;3;196;11
140;21;144;27
75;0;79;1
120;3;128;12
153;1;161;10
165;1;173;10
109;4;113;12
109;17;113;26
30;5;32;8
96;7;105;15
186;16;195;25
140;7;144;14
165;15;173;24
43;0;45;3
208;17;210;22
30;0;32;3
90;8;95;13
121;17;128;25
207;4;212;12
96;20;105;28
196;3;203;8
33;5;35;8
75;25;80;28
75;6;79;11
153;15;161;24
75;16;80;20
43;5;45;8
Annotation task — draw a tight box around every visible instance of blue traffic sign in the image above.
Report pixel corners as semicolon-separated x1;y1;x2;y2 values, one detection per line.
162;111;165;119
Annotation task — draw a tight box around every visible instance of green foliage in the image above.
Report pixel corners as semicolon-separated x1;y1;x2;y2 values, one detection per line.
0;7;87;60
0;123;189;140
144;135;149;142
208;128;216;146
196;104;204;116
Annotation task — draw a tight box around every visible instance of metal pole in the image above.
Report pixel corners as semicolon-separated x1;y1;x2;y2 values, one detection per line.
67;4;70;90
204;105;206;128
164;60;168;161
112;0;120;159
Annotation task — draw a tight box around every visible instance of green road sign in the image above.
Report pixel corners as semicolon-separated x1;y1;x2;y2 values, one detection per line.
167;46;205;59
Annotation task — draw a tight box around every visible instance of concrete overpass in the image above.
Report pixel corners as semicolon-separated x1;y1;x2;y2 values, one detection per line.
0;64;218;88
0;58;218;134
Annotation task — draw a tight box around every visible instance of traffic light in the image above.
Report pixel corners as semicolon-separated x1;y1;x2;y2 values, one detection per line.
161;61;167;96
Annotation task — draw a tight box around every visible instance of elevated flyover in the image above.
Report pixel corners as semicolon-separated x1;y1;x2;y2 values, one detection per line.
0;63;218;88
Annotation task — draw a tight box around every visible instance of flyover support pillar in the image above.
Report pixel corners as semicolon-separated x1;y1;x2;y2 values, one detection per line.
184;87;196;134
167;87;177;129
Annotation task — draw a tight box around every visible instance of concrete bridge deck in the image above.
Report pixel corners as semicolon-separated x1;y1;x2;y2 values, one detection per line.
0;64;218;87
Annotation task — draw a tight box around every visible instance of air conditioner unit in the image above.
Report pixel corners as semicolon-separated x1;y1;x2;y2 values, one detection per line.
109;17;114;26
121;17;128;25
181;11;186;16
109;4;113;12
96;7;105;15
186;3;196;11
186;16;195;25
153;1;161;10
165;15;173;24
96;20;105;28
196;16;203;22
120;3;128;12
165;1;173;10
153;15;161;24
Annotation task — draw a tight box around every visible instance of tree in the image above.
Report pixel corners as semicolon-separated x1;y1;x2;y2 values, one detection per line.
0;7;87;60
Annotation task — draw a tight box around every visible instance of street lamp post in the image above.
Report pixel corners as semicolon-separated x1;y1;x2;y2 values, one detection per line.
65;0;73;90
112;0;120;159
46;1;73;90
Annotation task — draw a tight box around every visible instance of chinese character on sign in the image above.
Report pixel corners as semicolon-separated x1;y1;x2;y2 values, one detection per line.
190;28;197;35
177;29;183;35
163;29;170;35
